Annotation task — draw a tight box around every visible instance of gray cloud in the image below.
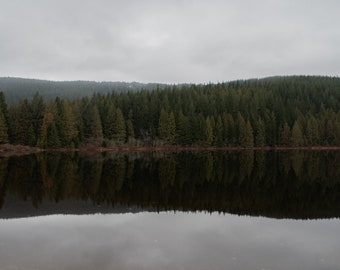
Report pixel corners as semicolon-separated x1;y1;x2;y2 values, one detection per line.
0;0;339;83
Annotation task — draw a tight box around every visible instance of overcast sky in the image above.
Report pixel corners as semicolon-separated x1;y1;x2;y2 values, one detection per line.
0;0;339;83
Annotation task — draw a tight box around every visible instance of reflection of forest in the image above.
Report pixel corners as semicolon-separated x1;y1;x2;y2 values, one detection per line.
0;151;340;219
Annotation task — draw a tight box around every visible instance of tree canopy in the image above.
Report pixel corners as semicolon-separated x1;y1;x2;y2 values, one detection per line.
1;75;339;148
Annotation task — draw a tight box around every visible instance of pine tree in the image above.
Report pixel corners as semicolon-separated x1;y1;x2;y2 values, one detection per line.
205;116;214;146
82;105;103;140
255;118;265;147
237;114;254;147
47;121;60;148
0;111;8;143
305;116;320;146
9;99;35;145
223;113;236;146
244;120;254;148
214;115;224;146
291;121;304;146
62;102;78;147
103;105;115;140
30;92;45;145
158;109;176;144
0;92;9;135
176;111;189;145
37;111;54;148
113;108;126;142
168;111;176;144
158;109;169;142
281;122;291;146
126;110;135;143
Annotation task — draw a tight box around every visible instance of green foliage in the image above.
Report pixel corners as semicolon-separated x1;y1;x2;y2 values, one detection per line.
0;92;9;144
2;75;340;147
204;116;214;146
158;109;176;144
0;111;8;143
126;111;135;142
113;108;126;142
214;115;224;146
291;121;304;146
9;99;35;145
255;118;265;147
281;122;291;146
82;105;103;140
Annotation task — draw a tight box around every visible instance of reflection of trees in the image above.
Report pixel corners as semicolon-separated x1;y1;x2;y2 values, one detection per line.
7;155;44;208
0;158;8;208
291;151;304;179
1;151;340;218
100;157;126;203
80;157;103;199
238;151;254;183
158;157;176;190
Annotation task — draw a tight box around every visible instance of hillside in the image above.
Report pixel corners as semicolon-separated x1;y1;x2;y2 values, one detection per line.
0;77;166;104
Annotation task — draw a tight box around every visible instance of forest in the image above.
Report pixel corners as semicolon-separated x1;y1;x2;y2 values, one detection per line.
0;75;339;148
0;77;164;104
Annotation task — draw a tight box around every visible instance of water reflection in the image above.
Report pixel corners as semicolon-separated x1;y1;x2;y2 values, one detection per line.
0;212;339;270
0;151;340;219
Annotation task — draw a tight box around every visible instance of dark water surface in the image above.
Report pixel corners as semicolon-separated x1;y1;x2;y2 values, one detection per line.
0;151;340;269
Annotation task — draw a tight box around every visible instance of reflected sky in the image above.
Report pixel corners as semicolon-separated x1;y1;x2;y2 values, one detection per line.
0;212;339;270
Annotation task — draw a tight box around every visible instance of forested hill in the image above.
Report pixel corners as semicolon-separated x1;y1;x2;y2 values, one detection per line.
0;77;165;104
0;75;339;148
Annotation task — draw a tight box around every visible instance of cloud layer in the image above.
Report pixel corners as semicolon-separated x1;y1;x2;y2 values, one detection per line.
0;0;339;83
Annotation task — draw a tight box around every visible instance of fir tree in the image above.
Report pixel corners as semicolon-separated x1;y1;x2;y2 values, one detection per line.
291;121;304;146
113;108;126;142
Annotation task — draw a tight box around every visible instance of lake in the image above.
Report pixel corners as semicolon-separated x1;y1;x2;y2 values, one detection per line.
0;151;340;269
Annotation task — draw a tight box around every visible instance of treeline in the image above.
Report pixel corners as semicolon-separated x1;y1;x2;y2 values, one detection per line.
0;75;339;148
0;77;165;104
1;151;340;218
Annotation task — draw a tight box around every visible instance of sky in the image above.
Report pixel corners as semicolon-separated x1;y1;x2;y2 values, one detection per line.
0;0;339;83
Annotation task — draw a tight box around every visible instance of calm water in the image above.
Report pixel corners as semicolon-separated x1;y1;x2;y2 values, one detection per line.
0;151;340;269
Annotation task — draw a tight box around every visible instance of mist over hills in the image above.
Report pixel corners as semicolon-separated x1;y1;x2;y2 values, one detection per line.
0;77;166;104
0;75;339;105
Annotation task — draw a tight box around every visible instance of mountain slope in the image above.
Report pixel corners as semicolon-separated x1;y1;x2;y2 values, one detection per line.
0;77;165;104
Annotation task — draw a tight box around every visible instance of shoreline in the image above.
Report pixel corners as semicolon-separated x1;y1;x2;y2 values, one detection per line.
1;143;340;157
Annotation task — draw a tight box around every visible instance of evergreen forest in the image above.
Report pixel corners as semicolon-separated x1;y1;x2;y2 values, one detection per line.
0;75;339;148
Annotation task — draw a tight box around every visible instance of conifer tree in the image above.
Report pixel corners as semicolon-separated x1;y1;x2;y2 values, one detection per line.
0;111;8;143
0;92;9;132
291;121;304;146
238;113;254;147
113;108;126;142
214;115;224;146
103;105;115;140
158;109;176;144
126;110;135;143
305;116;320;146
281;122;291;146
30;92;45;145
255;118;265;147
205;116;214;146
37;111;54;148
47;121;60;148
82;105;103;140
176;111;192;145
9;99;35;145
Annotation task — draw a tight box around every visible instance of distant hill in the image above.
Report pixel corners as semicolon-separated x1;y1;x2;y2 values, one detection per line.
0;77;167;104
1;75;339;105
